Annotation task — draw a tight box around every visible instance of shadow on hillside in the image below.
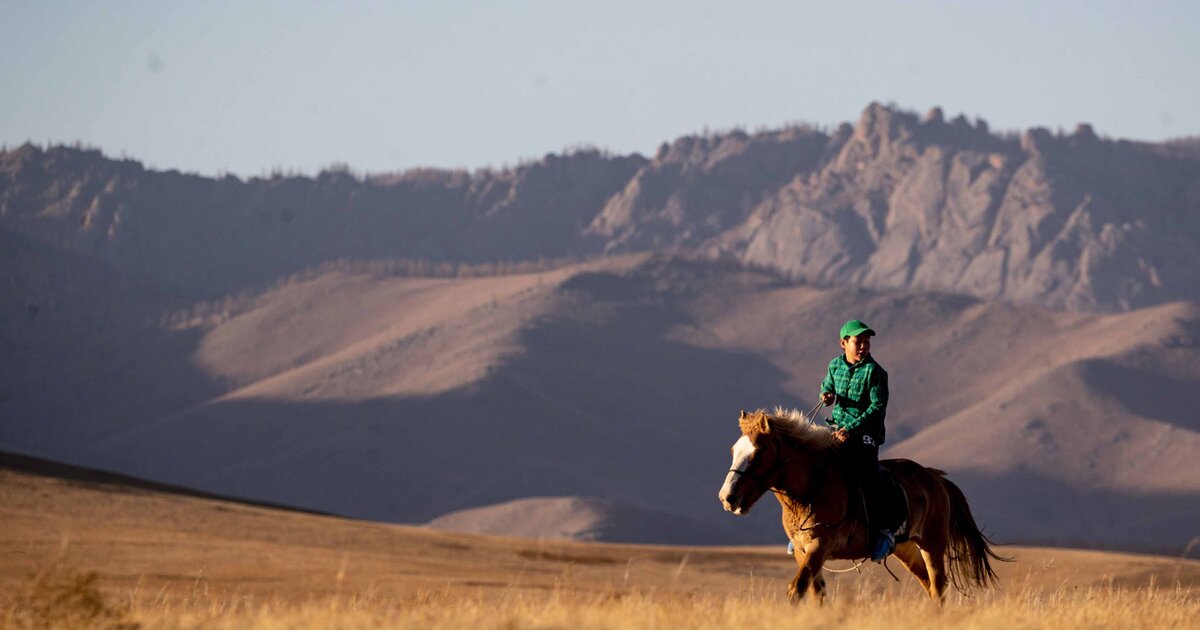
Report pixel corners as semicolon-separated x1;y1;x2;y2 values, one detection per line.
1078;359;1200;432
947;467;1200;555
0;228;223;464
89;263;804;545
92;387;1200;551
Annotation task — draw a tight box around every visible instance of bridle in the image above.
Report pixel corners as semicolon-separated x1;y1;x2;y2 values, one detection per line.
728;436;786;491
727;460;780;493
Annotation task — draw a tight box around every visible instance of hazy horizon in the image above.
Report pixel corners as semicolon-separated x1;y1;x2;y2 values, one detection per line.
3;1;1198;177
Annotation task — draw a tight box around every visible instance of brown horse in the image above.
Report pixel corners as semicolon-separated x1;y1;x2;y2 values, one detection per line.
717;409;1005;603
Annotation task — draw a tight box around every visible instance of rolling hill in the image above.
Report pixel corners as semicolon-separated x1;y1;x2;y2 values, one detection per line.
5;249;1197;550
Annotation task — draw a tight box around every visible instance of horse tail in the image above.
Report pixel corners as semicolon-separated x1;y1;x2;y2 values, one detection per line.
934;470;1008;591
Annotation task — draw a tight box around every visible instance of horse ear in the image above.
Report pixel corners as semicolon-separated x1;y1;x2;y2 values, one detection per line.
759;413;771;434
739;409;748;421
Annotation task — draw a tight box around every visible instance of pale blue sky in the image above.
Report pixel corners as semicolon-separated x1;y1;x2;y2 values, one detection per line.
2;1;1197;176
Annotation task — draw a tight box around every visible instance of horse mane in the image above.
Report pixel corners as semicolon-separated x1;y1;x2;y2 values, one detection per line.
739;407;837;450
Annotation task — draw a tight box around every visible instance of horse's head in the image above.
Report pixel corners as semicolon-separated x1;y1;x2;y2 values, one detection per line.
718;409;787;515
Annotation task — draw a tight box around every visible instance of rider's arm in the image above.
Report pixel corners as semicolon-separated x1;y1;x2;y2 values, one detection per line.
860;365;889;426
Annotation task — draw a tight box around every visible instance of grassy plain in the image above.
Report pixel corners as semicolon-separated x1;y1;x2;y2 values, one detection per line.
3;459;1198;628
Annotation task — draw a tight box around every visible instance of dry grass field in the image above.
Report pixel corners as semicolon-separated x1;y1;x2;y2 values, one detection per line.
3;460;1198;629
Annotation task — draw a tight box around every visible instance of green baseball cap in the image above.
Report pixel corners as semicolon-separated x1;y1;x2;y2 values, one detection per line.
839;319;875;339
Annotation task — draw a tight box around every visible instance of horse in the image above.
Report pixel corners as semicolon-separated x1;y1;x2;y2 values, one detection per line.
717;408;1005;603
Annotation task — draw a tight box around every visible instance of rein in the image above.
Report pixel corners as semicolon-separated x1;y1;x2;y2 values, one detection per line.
794;500;851;533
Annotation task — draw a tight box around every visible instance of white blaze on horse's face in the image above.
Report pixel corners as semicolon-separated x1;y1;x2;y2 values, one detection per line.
719;435;757;514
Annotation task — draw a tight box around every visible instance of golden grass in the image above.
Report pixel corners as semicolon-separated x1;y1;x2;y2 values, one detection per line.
4;564;1197;630
5;465;1200;628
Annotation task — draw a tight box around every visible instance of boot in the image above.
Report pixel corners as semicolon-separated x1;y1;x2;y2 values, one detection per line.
870;529;895;562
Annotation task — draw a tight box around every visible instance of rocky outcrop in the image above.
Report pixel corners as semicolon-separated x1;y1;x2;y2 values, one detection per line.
707;104;1200;311
585;126;831;251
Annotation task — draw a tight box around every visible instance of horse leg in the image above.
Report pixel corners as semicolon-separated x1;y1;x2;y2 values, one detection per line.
891;541;931;594
809;573;827;602
787;540;827;604
919;543;948;604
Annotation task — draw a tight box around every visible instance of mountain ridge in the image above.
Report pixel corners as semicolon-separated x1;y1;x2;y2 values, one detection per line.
5;102;1199;310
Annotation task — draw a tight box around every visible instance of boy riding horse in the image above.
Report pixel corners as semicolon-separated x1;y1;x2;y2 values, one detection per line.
791;319;897;561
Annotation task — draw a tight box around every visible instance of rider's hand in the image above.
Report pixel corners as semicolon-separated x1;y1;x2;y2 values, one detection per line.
832;429;848;442
820;391;835;406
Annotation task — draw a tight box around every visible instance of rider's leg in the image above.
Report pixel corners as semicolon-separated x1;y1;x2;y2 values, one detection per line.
850;436;894;561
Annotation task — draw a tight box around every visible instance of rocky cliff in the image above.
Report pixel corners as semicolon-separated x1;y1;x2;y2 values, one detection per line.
708;106;1200;311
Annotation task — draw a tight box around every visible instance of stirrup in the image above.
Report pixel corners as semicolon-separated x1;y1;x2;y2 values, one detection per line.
870;530;894;562
786;540;795;556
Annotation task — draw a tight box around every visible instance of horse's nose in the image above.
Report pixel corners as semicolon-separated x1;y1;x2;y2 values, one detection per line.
719;489;739;512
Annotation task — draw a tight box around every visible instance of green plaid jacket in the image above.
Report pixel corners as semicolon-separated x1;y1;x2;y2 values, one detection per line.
821;354;888;445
